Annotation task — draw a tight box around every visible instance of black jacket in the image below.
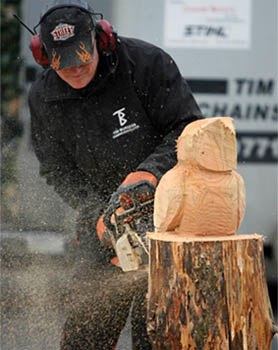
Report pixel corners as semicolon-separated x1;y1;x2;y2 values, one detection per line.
29;36;202;213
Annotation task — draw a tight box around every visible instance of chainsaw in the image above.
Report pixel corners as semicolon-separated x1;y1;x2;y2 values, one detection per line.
103;181;155;272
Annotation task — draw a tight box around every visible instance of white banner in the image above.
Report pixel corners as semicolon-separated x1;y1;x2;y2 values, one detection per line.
164;0;251;49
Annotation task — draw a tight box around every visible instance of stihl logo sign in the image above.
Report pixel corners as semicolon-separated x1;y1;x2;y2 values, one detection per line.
113;107;127;127
184;25;226;37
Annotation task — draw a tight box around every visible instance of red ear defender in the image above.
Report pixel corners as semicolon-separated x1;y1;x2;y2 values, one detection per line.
96;19;117;56
12;13;51;67
30;34;50;67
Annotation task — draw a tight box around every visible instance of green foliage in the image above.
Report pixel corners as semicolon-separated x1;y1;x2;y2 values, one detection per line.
1;1;23;226
1;0;23;145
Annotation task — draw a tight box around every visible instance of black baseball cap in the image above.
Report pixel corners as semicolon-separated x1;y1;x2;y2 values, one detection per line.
40;6;95;70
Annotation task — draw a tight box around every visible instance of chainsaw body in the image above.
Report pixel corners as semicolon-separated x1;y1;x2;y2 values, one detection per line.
103;181;155;272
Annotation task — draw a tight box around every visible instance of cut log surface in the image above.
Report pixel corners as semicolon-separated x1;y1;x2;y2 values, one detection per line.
147;233;276;350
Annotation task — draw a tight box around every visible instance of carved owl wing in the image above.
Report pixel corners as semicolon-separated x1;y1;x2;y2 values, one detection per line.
154;165;185;233
235;171;246;229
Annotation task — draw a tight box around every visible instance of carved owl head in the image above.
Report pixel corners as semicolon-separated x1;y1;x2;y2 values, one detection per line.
176;117;237;171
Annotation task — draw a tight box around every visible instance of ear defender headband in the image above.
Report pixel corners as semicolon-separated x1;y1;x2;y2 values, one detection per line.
36;0;96;33
14;0;117;68
39;0;92;21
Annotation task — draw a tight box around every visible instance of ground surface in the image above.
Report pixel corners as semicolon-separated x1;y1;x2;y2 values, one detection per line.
0;231;277;350
0;232;132;350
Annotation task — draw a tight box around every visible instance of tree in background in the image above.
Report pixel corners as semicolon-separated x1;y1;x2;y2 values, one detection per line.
1;0;23;225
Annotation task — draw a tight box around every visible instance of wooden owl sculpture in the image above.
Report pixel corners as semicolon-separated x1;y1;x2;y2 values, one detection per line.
154;117;246;236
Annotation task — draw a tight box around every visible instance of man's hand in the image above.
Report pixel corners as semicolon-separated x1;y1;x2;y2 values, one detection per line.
96;214;114;248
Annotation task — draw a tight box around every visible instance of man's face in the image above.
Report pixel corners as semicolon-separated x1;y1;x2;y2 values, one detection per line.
55;41;99;89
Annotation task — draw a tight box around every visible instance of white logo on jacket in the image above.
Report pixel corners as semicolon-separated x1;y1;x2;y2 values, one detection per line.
51;23;75;41
112;107;140;139
113;107;127;127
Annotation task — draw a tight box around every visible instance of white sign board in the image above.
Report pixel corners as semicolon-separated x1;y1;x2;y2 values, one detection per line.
164;0;251;49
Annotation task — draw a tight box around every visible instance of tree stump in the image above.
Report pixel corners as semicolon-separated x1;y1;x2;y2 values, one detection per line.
147;232;277;350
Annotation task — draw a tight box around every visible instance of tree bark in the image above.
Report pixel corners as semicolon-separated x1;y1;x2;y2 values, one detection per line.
147;233;277;350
